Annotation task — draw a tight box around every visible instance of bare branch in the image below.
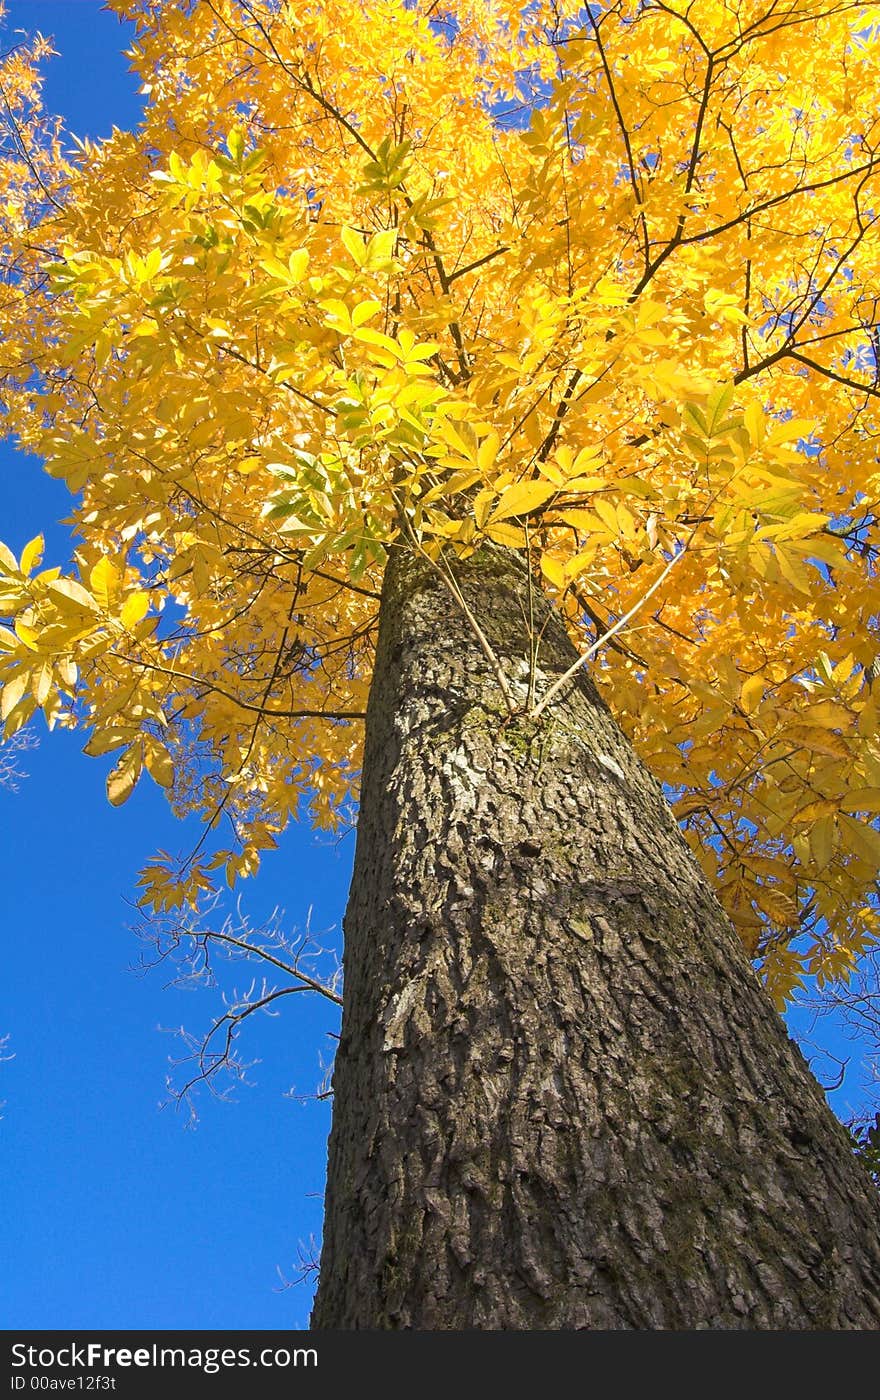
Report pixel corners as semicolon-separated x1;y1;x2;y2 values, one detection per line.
132;895;342;1121
0;728;37;791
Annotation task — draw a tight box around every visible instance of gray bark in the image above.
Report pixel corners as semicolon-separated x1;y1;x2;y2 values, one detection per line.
311;543;880;1329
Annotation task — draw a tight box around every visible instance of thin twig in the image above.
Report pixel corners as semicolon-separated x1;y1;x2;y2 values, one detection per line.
529;536;693;720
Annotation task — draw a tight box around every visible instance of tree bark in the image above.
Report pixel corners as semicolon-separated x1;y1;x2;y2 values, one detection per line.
311;544;880;1329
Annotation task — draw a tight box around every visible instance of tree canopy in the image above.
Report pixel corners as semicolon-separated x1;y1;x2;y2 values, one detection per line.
3;0;880;1007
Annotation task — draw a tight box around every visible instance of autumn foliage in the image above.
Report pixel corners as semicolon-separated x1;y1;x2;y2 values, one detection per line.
3;0;880;1006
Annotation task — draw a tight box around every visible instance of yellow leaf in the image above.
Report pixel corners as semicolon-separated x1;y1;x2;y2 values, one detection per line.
833;653;856;686
839;814;880;866
83;728;132;756
340;226;365;266
31;661;52;707
423;467;482;503
352;299;382;328
858;699;877;738
616;504;637;541
90;557;122;609
786;724;851;759
792;799;839;823
20;534;44;576
365;228;397;266
540;554;566;589
145;739;175;788
807;700;852;730
287;248;309;283
675;793;708;817
809;816;836;872
120;591;150;629
572;446;602;474
487;480;557;524
2;694;34;737
351;325;399;355
56;656;77;691
258;255;291;281
740;674;764;714
752;884;797;926
564;548;597;578
704;291;749;326
593;498;619;534
743;402;764;446
765;418;816;447
840;788;880;814
774;543;811;594
559;510;606;534
1;673;27;721
106;744;143;807
477;431;500;474
484;521;527;548
14;618;39;651
47;577;99;611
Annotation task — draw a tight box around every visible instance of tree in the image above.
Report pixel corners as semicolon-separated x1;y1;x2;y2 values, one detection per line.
3;0;880;1327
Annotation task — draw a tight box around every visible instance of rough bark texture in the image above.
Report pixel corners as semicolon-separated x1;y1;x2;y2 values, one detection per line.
311;544;880;1330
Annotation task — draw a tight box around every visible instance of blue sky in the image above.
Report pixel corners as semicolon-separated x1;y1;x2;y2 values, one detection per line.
0;0;876;1334
0;1;351;1329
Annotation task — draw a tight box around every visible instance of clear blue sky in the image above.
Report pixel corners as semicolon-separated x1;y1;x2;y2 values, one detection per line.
0;1;352;1329
0;0;874;1335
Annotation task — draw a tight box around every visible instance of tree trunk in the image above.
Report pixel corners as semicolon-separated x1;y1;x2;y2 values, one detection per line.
311;544;880;1329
